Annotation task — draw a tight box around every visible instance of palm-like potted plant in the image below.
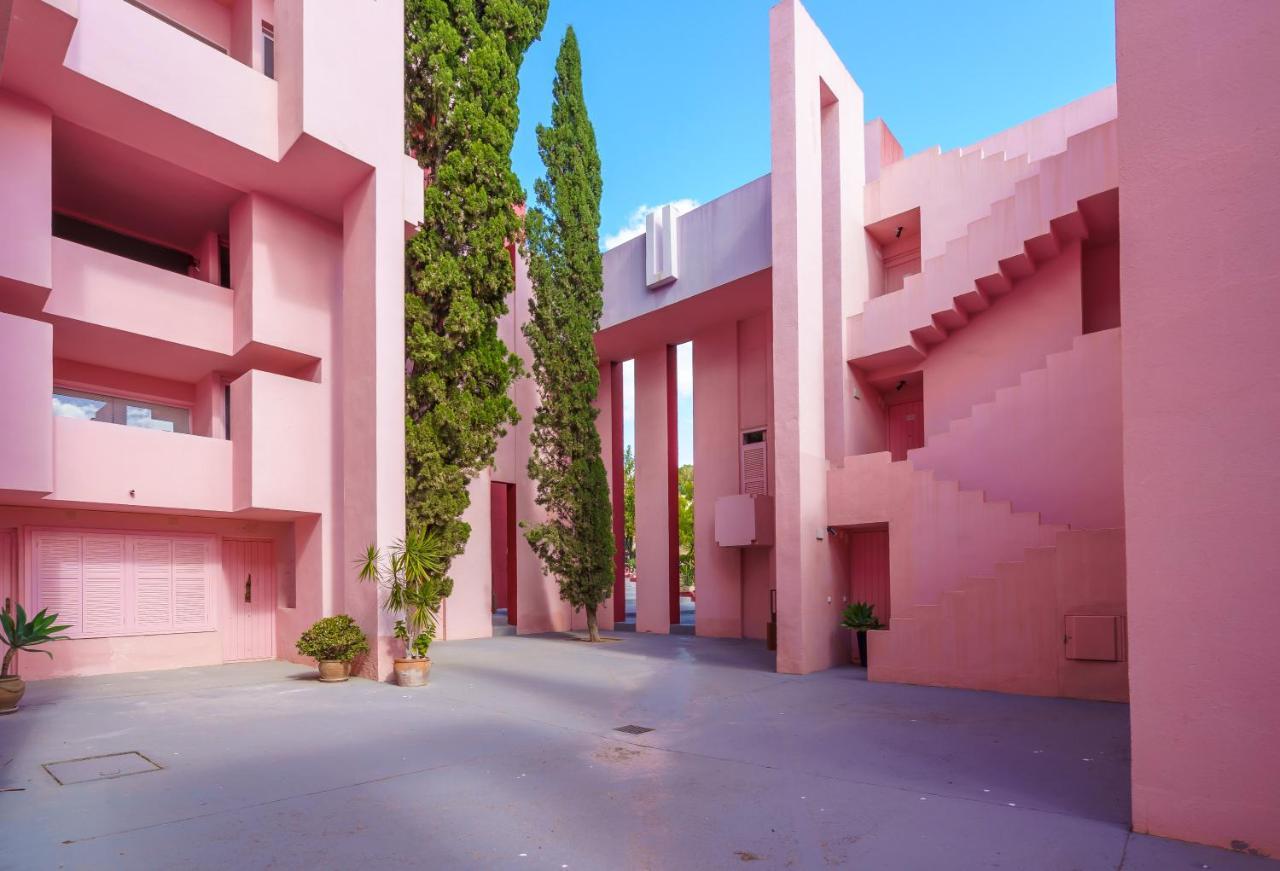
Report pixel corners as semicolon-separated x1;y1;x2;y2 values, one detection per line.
358;529;451;687
1;602;71;714
840;601;883;668
295;615;369;682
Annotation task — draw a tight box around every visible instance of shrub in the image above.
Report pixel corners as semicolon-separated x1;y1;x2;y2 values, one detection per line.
840;602;883;631
295;615;369;663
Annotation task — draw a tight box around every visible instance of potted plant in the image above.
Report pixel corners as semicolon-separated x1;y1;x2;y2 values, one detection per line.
358;529;451;687
1;602;70;714
295;615;369;682
840;601;883;668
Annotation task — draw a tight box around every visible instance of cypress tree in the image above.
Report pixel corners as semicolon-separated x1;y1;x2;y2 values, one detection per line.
404;0;548;572
523;27;615;642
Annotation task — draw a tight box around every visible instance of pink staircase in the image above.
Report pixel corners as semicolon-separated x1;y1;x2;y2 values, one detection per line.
869;528;1127;702
907;329;1124;530
850;120;1118;369
827;453;1067;610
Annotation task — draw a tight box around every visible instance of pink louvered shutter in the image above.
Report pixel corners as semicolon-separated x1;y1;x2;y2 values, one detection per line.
34;533;84;636
81;534;126;636
131;537;174;631
172;538;210;630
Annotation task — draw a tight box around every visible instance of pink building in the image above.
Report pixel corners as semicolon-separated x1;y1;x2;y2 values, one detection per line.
0;0;415;680
1;0;1276;857
452;0;1279;855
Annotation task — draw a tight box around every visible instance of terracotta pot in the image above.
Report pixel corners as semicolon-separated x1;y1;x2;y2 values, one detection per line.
0;675;26;714
394;657;431;687
317;660;351;682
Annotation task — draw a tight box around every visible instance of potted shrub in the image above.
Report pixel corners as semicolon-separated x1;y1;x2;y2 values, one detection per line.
296;615;369;682
840;601;883;668
359;529;450;687
1;602;70;714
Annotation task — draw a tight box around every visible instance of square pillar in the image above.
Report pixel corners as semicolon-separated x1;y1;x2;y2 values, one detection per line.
693;323;743;637
634;345;677;633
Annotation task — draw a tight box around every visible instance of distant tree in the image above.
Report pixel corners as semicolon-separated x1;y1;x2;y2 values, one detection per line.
522;27;614;642
403;0;548;575
677;464;695;589
623;445;636;572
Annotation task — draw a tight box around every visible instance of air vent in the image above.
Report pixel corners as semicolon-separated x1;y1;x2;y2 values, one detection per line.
741;428;768;495
614;724;655;735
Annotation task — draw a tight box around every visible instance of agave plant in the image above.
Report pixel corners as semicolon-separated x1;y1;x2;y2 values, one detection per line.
357;529;452;659
839;601;883;631
1;602;71;677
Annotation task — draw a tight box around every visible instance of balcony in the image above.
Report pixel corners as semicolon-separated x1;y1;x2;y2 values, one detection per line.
49;238;235;357
63;0;278;156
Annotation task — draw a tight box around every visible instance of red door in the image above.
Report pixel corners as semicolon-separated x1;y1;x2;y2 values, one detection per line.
222;540;276;662
887;401;925;461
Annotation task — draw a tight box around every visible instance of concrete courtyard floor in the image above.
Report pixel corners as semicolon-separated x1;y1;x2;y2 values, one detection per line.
0;633;1274;870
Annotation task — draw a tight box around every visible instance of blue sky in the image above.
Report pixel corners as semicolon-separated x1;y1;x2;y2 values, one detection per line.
512;0;1117;464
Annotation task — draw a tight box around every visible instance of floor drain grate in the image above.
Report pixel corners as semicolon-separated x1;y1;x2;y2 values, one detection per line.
43;752;162;786
614;724;654;735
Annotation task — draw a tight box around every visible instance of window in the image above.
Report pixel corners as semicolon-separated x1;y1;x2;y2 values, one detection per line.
30;530;215;638
52;388;191;435
262;22;275;79
53;214;196;275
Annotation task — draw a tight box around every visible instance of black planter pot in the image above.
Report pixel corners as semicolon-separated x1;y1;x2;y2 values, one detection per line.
856;629;868;668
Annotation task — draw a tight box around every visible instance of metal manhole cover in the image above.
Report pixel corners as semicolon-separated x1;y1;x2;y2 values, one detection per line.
614;724;654;735
43;752;162;785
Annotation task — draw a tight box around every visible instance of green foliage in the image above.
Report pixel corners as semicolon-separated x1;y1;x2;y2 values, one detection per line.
840;601;883;631
522;27;614;642
295;615;370;663
404;0;549;573
1;602;70;677
677;464;695;590
359;530;452;659
623;445;636;572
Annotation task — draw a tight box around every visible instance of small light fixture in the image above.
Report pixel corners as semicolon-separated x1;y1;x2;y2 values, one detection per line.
895;226;904;238
896;380;906;391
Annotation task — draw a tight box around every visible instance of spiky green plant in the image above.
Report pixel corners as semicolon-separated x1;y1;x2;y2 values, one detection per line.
358;529;452;659
1;603;71;677
840;602;883;631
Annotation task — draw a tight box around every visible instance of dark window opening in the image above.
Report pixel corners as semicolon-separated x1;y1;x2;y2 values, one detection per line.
224;383;232;440
53;213;195;275
218;238;232;289
262;22;275;79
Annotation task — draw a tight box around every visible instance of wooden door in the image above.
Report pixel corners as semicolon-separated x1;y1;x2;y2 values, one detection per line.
221;540;276;662
887;401;925;461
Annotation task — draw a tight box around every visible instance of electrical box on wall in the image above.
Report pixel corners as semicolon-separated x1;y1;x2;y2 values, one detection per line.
714;494;774;548
1064;614;1127;661
645;203;680;288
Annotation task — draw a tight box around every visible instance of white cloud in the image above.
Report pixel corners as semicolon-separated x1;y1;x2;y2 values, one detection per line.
603;199;699;250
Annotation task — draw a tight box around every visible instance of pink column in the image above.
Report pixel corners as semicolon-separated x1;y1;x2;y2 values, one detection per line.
693;323;743;637
768;0;866;673
1118;0;1280;854
610;362;626;623
634;345;675;634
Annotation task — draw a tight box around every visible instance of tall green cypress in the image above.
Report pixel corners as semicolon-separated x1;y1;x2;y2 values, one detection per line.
523;27;615;642
404;0;548;572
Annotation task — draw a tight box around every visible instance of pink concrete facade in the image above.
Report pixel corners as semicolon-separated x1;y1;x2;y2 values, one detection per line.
0;0;412;680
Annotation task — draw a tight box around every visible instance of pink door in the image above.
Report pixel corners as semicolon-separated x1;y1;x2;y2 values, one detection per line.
887;401;925;462
221;539;276;662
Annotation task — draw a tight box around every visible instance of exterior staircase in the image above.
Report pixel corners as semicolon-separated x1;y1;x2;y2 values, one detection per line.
869;528;1127;702
907;328;1124;530
850;120;1118;370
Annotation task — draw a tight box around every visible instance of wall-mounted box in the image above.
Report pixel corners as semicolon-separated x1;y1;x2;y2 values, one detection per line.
715;494;774;548
1064;614;1127;661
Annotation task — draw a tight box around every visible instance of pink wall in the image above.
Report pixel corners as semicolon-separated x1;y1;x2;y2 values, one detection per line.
0;314;54;495
1118;0;1280;854
0;92;52;303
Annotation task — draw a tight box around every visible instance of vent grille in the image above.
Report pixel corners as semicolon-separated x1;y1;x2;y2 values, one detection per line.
741;429;768;495
614;725;654;735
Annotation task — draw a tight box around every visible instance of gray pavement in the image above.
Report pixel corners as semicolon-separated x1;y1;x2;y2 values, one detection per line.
0;631;1273;870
